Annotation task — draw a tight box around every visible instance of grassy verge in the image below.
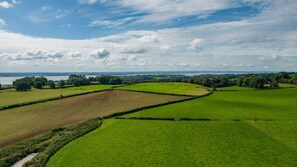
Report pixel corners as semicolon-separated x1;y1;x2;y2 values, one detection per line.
0;118;102;167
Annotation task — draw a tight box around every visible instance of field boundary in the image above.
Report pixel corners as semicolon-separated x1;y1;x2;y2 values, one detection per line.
114;87;209;97
114;117;276;122
0;89;113;111
103;91;213;119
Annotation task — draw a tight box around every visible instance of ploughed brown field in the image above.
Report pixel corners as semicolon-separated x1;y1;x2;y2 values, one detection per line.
0;90;189;148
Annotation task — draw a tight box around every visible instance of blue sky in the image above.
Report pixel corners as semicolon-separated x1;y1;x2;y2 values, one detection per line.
0;0;297;72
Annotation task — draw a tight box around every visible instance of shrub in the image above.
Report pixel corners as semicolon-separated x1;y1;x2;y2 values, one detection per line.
58;80;65;88
34;81;43;89
15;82;31;92
48;80;56;89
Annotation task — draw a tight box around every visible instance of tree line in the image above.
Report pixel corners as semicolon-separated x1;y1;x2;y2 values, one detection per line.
9;72;297;91
189;72;297;89
12;75;123;91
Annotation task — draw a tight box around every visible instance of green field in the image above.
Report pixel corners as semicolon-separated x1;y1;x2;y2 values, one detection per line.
48;119;297;167
123;88;297;121
0;84;119;108
47;86;297;166
117;82;209;96
0;90;187;148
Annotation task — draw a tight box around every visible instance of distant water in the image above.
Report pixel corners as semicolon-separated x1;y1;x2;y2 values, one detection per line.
0;71;272;85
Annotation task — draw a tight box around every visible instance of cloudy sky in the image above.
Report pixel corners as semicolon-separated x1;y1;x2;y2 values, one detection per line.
0;0;296;72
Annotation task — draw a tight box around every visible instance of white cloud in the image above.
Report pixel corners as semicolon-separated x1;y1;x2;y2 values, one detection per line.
138;34;160;43
0;19;6;26
1;49;64;61
60;24;72;27
190;39;205;51
120;46;147;54
0;1;12;8
78;0;97;5
41;5;52;11
89;17;135;28
66;52;82;58
1;0;297;71
258;53;282;61
100;0;230;23
0;0;19;8
89;48;110;59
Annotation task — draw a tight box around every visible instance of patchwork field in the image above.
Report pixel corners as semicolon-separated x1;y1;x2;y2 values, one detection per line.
47;86;297;166
117;82;209;96
0;90;188;148
0;84;120;108
123;87;297;121
48;119;297;167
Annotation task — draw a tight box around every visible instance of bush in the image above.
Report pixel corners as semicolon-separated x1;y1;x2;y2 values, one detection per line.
15;82;31;92
48;80;55;89
34;77;48;86
58;80;65;88
34;81;43;89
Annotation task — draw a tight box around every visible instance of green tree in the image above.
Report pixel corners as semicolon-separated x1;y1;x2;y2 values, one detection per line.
34;76;48;86
108;77;122;84
96;76;110;84
34;81;43;89
15;81;31;91
48;80;56;89
68;75;89;86
72;79;81;86
275;71;290;82
58;80;65;88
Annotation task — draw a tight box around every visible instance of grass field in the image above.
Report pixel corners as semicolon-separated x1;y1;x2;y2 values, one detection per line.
123;87;297;121
47;119;297;167
0;90;187;148
117;82;209;96
0;84;120;108
46;86;297;166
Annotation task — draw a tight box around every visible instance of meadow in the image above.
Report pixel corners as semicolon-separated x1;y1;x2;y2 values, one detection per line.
0;90;187;148
117;82;209;96
47;85;297;166
0;84;120;108
48;119;297;167
123;87;297;121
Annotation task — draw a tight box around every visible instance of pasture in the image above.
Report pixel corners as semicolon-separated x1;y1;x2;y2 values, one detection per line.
117;82;209;96
47;119;297;167
47;86;297;166
0;90;188;148
0;84;120;108
123;87;297;121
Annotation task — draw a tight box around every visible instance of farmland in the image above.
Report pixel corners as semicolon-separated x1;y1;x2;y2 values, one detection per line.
48;119;297;167
47;86;297;166
123;87;297;121
0;84;121;108
0;90;188;148
117;82;209;96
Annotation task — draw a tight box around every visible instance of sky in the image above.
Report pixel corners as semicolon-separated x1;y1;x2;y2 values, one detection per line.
0;0;296;72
